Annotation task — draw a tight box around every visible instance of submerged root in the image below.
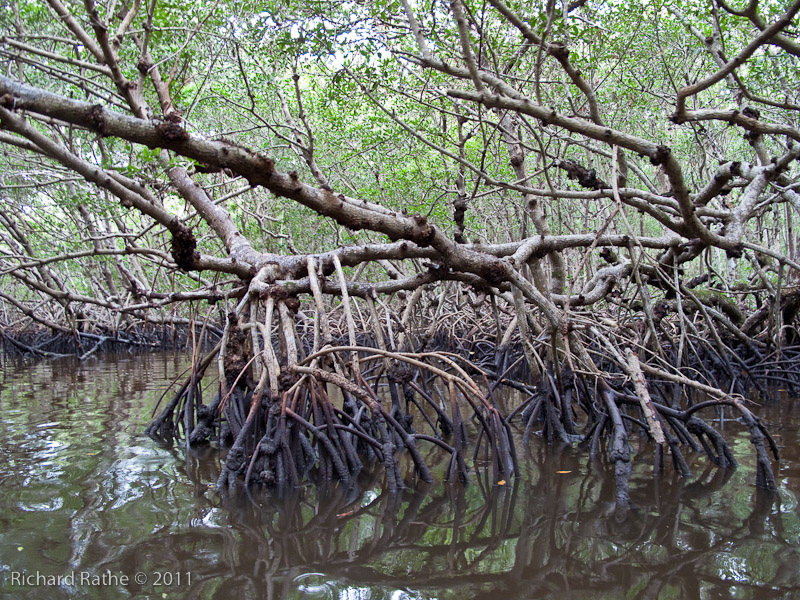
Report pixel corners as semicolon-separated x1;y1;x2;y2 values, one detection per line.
144;296;782;505
149;341;520;492
146;345;780;503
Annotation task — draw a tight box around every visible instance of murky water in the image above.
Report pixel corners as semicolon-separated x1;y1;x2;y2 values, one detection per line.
0;353;798;600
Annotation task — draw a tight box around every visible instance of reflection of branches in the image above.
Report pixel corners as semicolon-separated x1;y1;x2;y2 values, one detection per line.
95;444;793;598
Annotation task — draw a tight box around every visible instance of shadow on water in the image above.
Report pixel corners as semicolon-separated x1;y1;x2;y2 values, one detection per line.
0;353;798;599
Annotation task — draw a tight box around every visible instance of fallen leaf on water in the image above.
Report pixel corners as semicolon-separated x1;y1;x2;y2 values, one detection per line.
497;480;506;485
556;470;572;474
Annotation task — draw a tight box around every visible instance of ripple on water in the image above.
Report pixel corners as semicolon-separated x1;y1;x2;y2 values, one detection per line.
295;573;337;599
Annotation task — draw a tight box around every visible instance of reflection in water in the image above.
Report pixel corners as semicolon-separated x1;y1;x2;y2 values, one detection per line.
0;353;798;599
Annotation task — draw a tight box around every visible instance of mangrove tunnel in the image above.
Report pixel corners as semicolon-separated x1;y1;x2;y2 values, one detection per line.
2;0;800;515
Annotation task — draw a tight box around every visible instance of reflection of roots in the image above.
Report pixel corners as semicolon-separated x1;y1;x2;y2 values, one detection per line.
110;455;781;599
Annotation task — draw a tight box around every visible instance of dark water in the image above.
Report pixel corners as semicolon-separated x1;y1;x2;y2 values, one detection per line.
0;353;798;600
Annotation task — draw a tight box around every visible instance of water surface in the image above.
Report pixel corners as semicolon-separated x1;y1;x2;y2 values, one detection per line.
0;353;798;599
